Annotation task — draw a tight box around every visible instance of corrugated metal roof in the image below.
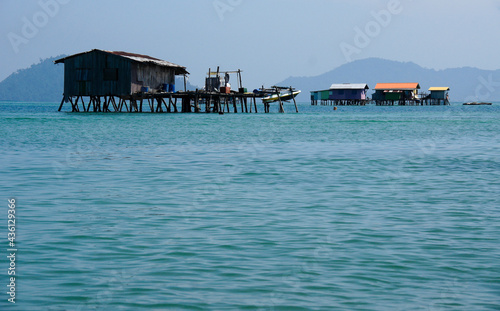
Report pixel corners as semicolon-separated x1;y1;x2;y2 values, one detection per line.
428;87;450;91
54;49;189;75
375;83;420;90
330;83;369;90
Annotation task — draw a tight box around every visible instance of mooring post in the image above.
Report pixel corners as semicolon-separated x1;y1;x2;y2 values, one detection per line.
276;87;284;113
291;86;298;113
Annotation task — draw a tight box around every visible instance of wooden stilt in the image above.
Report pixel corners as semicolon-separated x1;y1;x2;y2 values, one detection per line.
110;96;118;111
80;97;87;112
291;86;298;113
103;96;109;112
276;88;284;113
148;98;154;112
96;97;102;112
58;96;65;111
161;98;169;112
68;97;75;112
123;99;129;112
74;96;81;112
195;93;200;113
206;96;212;113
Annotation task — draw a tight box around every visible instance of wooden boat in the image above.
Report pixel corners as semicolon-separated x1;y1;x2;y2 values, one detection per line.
463;102;492;105
262;89;301;104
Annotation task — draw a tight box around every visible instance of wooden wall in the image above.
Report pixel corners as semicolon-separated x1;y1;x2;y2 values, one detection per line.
63;50;132;96
131;63;176;94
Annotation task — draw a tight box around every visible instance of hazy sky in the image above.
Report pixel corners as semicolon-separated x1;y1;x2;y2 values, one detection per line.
1;0;500;88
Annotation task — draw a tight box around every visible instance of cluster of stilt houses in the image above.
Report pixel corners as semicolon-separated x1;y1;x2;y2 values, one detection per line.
55;49;452;113
311;83;450;106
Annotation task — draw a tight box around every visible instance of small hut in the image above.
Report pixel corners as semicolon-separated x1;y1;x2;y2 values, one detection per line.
310;89;330;105
54;49;189;98
429;87;449;99
428;87;450;105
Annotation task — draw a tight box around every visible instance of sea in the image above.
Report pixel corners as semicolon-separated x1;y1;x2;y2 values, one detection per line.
1;101;499;310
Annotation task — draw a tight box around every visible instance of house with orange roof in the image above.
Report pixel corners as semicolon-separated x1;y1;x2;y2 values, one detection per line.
372;83;421;101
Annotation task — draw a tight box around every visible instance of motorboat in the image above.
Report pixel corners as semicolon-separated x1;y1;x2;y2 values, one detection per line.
260;88;301;104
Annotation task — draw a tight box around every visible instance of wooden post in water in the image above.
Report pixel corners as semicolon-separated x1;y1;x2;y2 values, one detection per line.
194;93;200;113
74;96;80;112
81;97;88;112
68;97;75;112
110;97;118;111
58;96;65;111
290;86;298;113
206;96;211;113
276;87;284;113
173;98;178;113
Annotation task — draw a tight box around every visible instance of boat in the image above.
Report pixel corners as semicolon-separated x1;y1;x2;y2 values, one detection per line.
261;89;301;104
463;102;492;105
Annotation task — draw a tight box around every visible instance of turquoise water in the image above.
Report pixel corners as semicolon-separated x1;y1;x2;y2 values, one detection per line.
1;102;500;310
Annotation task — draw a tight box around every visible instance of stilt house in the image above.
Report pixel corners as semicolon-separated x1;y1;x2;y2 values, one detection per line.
54;49;189;98
373;83;420;101
329;84;369;100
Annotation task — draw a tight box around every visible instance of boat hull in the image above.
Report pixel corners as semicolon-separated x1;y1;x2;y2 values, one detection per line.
263;90;301;104
463;102;492;105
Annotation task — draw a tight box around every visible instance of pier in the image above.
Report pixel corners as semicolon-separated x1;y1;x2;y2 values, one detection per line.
58;90;281;113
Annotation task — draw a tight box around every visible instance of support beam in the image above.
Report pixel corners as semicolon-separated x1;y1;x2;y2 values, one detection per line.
291;86;298;113
58;96;65;111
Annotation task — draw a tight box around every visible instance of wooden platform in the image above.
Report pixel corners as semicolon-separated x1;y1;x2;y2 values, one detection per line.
58;89;299;114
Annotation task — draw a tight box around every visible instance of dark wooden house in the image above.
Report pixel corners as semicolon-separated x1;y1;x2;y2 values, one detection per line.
54;49;189;98
373;83;420;101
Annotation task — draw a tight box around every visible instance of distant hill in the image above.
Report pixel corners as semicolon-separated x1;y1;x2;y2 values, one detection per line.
0;57;199;102
277;58;500;102
0;56;65;102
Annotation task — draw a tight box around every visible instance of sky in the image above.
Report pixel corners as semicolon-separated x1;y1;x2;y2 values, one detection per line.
1;0;500;88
